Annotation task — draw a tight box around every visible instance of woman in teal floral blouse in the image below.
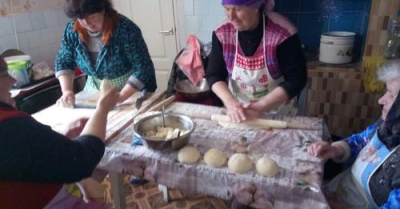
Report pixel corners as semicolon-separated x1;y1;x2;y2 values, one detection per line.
55;0;156;107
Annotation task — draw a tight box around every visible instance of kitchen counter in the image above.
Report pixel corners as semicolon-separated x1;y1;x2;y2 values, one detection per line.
307;60;362;71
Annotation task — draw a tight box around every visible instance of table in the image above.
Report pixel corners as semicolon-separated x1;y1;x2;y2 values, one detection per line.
97;102;331;209
33;91;164;143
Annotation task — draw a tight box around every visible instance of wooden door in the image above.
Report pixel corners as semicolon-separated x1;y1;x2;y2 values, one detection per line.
113;0;178;92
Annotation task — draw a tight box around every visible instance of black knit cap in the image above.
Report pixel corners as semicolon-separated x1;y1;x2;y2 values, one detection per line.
0;56;7;74
65;0;108;19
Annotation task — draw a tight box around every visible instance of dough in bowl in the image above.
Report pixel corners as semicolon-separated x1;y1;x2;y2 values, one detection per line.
178;146;200;164
204;148;227;167
256;156;279;177
228;153;252;173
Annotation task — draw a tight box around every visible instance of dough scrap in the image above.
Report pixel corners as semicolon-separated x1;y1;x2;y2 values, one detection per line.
178;146;200;164
204;148;227;167
228;153;252;173
256;156;279;177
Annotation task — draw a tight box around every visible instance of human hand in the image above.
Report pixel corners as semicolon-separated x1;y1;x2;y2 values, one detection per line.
225;99;247;123
97;87;119;112
307;141;344;161
56;90;75;108
65;118;89;138
55;118;89;138
243;101;265;120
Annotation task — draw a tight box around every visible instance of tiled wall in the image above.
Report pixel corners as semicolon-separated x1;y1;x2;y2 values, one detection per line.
183;0;372;61
364;0;400;56
0;0;69;69
307;67;382;137
275;0;372;61
183;0;225;44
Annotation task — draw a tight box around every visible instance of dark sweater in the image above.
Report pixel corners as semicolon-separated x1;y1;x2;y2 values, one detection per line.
0;102;105;183
206;14;307;99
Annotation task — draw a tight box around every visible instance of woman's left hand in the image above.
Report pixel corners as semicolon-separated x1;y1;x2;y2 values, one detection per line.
56;118;89;138
243;101;265;120
225;98;247;123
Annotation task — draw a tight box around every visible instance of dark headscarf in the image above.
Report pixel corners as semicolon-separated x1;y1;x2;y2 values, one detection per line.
378;91;400;150
0;56;8;75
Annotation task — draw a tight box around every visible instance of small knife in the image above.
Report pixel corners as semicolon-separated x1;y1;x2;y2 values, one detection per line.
135;89;147;109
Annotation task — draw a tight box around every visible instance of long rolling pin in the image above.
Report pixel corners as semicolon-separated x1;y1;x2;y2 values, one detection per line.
147;95;176;112
105;92;166;143
190;113;318;130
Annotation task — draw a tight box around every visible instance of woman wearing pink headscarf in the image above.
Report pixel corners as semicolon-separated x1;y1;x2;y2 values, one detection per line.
205;0;307;123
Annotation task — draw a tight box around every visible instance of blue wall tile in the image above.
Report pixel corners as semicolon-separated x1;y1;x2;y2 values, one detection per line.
329;12;363;33
282;13;299;27
298;13;329;51
325;0;366;12
275;0;299;12
364;0;372;15
299;0;321;12
275;0;372;61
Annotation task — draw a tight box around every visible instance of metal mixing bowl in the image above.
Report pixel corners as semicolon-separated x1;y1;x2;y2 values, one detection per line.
174;78;210;102
133;113;195;151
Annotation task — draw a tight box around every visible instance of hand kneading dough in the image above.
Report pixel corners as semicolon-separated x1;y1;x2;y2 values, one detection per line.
204;148;227;167
256;156;279;177
228;153;252;173
178;146;200;164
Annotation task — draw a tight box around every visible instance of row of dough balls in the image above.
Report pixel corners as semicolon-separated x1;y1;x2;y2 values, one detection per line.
177;146;279;177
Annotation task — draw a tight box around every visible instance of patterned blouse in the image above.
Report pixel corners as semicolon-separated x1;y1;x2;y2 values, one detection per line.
55;15;156;92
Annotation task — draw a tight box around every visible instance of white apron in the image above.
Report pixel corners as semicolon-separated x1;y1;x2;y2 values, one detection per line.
228;15;297;116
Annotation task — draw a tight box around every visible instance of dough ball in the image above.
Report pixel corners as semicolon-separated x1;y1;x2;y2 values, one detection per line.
228;153;252;173
178;146;200;164
256;156;279;177
100;79;112;94
204;148;227;167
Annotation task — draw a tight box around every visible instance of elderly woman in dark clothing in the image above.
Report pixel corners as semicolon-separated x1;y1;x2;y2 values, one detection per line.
55;0;156;107
308;59;400;208
0;55;119;208
205;0;307;123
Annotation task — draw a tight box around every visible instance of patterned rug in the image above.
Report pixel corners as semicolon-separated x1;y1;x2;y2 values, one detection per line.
102;175;231;209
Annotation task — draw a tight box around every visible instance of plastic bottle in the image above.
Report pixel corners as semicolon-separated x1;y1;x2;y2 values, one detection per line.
383;11;400;59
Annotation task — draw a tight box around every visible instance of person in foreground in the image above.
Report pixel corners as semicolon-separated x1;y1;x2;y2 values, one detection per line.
205;0;307;123
55;0;156;107
0;55;119;208
308;59;400;208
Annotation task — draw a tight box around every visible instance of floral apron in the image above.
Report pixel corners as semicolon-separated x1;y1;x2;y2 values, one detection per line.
228;15;297;116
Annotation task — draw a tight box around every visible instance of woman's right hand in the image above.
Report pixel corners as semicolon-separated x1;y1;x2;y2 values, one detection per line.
97;87;119;112
56;90;75;108
225;98;247;123
307;141;345;161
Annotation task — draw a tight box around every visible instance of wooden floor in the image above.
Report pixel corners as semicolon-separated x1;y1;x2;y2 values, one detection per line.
103;175;231;209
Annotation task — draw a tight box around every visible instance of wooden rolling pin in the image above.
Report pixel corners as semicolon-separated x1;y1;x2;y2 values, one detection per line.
105;92;166;143
147;95;176;112
189;113;319;130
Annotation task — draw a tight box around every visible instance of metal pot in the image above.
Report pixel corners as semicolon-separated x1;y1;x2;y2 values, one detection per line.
174;78;210;102
133;113;195;151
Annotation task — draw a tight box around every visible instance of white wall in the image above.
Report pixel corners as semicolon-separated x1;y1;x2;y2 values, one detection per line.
180;0;225;46
0;0;225;66
0;0;69;69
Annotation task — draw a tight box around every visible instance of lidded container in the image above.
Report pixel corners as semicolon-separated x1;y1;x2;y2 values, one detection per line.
383;11;400;59
319;31;356;64
7;61;30;87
